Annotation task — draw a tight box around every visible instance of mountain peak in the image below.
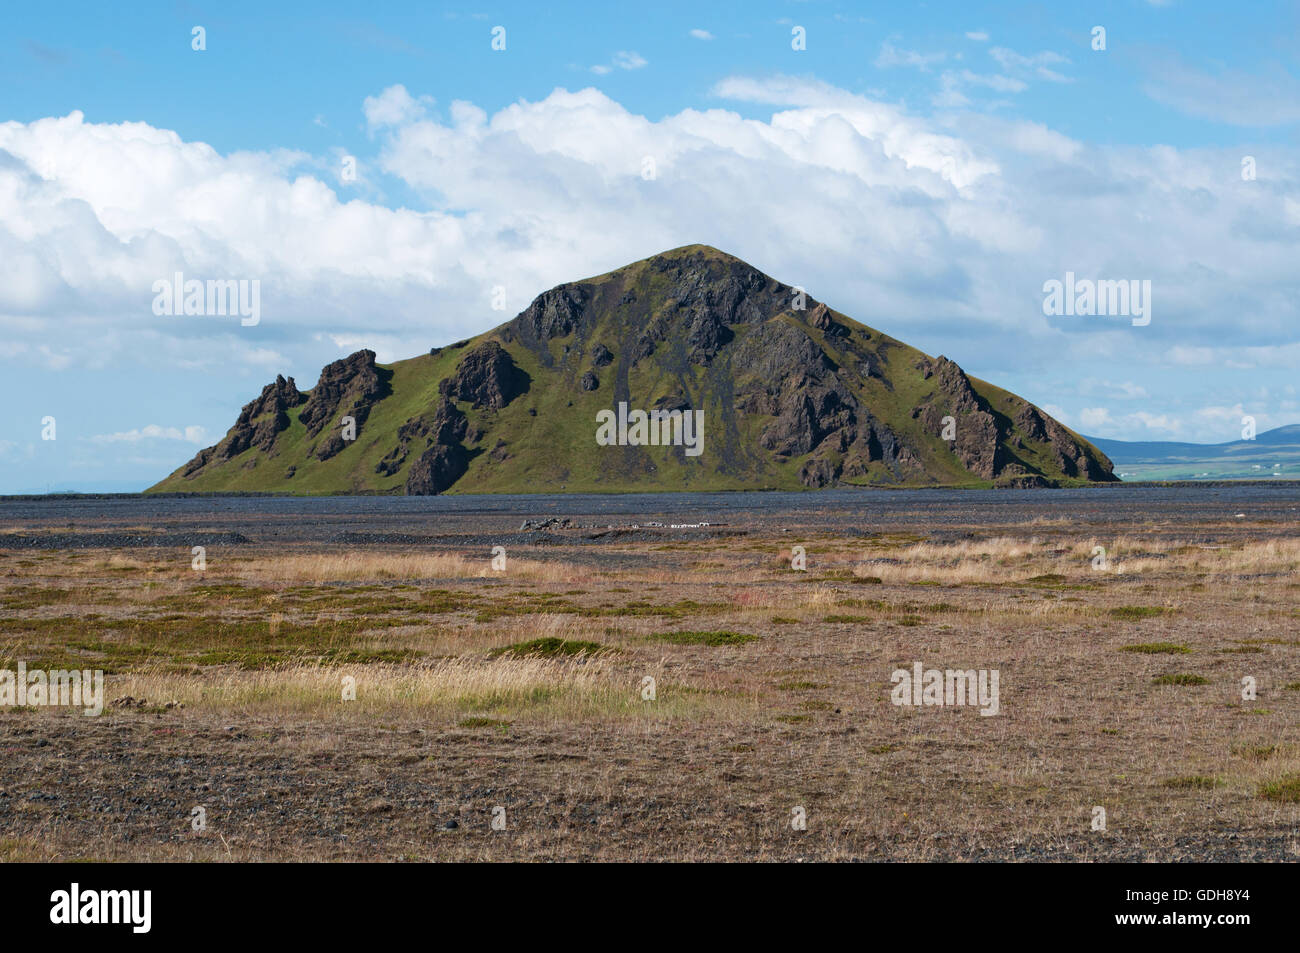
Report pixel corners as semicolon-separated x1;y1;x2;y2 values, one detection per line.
152;250;1116;494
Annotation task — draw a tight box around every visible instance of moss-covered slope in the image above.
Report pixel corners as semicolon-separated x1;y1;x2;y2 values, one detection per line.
149;245;1115;494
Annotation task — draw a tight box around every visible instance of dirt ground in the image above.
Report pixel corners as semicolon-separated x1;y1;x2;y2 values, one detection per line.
1;489;1297;861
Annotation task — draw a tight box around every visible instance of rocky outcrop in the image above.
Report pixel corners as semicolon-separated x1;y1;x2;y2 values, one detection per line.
659;251;786;325
312;431;347;462
180;374;303;476
759;375;856;457
509;286;590;345
375;395;476;495
439;341;528;411
405;443;468;495
376;400;468;480
807;302;849;339
630;251;797;367
911;355;1117;483
299;350;384;443
914;356;1004;480
1015;403;1115;481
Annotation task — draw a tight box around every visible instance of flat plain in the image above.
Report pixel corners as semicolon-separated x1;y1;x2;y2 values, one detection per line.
1;486;1297;861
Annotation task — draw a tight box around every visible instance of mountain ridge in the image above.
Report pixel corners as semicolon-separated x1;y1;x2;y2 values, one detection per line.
1085;425;1300;481
150;245;1117;494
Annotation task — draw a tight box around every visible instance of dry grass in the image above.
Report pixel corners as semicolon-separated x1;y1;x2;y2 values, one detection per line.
232;551;582;583
1;519;1297;861
110;656;626;719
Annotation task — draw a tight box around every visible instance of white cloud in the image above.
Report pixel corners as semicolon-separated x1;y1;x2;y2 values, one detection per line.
91;424;209;444
362;85;432;129
965;31;990;42
0;78;1296;447
1143;57;1300;126
1076;407;1185;437
1075;379;1150;400
875;41;946;72
590;51;648;74
689;29;714;41
989;46;1071;83
1193;403;1246;425
612;51;647;70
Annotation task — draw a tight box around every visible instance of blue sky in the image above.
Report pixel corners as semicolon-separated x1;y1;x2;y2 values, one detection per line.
1;0;1298;491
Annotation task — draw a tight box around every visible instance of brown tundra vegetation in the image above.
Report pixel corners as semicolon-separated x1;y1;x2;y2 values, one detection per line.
0;489;1297;861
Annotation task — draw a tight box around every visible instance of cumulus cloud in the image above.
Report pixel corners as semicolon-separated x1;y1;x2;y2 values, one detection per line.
689;29;714;41
0;76;1297;447
362;85;433;128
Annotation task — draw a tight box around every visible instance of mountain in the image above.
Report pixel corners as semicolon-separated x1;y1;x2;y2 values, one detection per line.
1085;425;1300;481
149;245;1116;494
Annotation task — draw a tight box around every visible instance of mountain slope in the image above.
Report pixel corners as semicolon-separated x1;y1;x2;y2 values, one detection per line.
149;245;1116;494
1086;425;1300;481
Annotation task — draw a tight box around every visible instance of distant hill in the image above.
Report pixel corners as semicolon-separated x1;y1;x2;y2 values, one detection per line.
1086;425;1300;481
149;245;1117;495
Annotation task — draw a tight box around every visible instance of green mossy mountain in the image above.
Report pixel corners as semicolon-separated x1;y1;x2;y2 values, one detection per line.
149;245;1116;494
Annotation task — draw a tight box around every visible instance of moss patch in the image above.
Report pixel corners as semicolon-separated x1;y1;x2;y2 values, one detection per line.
1120;642;1190;655
648;630;758;647
1152;673;1209;686
487;637;609;659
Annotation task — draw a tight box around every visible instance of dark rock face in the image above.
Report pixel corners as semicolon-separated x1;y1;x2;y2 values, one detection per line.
911;355;1117;483
405;442;468;495
376;394;475;495
377;400;468;481
654;395;691;413
313;432;346;462
510;286;590;345
439;341;528;411
1015;403;1114;481
590;343;614;367
733;319;909;487
808;302;849;338
580;371;599;391
913;356;1005;480
633;252;794;367
760;381;845;457
660;252;784;325
1000;474;1054;488
685;310;734;365
181;374;304;476
299;350;383;439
